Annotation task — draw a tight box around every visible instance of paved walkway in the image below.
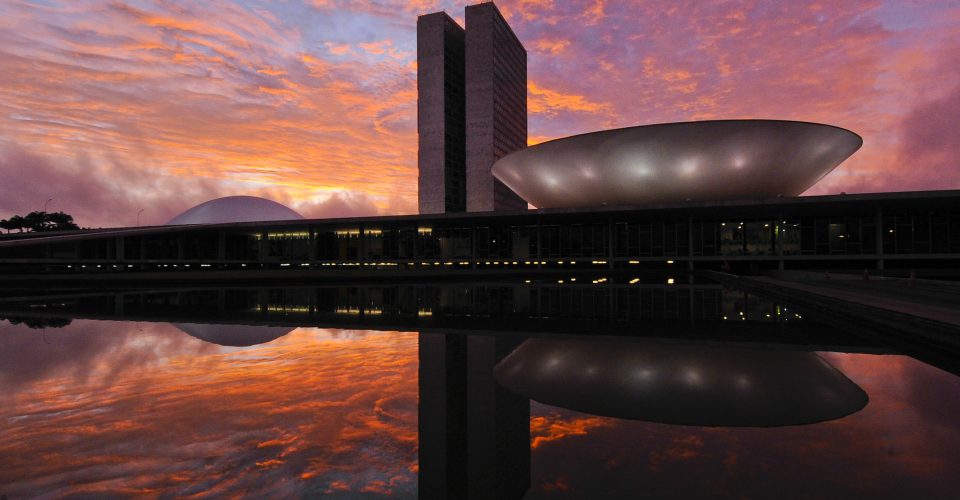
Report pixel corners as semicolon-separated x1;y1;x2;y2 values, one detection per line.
753;277;960;327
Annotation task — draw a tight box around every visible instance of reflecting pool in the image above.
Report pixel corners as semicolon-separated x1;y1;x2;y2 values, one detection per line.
1;283;959;498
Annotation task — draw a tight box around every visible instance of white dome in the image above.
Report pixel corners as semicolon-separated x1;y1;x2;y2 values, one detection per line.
167;196;304;225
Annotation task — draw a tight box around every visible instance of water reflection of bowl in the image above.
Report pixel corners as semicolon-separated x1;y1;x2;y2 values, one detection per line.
491;120;862;208
494;338;867;427
173;323;294;347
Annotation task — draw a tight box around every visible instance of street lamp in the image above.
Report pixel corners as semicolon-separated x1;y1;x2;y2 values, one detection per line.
43;198;53;213
137;208;144;227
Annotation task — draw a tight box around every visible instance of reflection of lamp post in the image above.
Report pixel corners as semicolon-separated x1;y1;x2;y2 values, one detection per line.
43;198;53;213
137;208;144;227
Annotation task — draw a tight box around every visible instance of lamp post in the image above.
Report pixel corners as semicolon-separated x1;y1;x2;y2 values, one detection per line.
137;208;144;227
41;198;54;230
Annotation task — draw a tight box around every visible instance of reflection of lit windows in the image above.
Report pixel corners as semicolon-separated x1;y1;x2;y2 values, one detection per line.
335;306;360;315
335;229;360;237
418;309;433;317
364;229;383;236
266;305;310;313
267;231;309;239
418;227;433;235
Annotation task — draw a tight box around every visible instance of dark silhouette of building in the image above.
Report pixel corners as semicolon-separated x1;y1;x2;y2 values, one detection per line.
418;2;527;214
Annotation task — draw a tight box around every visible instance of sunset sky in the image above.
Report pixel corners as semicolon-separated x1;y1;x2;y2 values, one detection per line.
1;0;958;227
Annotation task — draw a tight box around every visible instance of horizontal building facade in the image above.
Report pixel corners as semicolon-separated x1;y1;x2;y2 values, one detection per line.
1;191;959;276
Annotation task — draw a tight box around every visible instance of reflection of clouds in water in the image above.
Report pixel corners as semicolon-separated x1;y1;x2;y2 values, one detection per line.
0;325;418;498
0;319;214;391
526;354;960;499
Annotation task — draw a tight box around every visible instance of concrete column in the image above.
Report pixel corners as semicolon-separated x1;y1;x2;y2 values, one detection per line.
217;232;226;262
876;208;884;270
608;216;614;269
776;215;784;271
359;225;367;262
258;232;268;263
116;237;125;263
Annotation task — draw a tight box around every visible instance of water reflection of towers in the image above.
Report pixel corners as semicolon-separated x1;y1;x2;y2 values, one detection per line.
419;333;530;500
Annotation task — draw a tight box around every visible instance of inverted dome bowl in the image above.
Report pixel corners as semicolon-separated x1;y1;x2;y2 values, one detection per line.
173;323;295;347
494;338;868;427
491;120;862;208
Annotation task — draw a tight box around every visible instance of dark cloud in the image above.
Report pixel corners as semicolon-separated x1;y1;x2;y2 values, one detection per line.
296;191;380;219
0;146;223;226
895;74;960;189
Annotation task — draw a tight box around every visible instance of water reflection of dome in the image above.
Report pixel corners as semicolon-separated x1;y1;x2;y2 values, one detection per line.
166;196;304;225
494;338;868;427
173;323;294;347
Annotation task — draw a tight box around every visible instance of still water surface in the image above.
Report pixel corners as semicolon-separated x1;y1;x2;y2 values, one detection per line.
1;285;959;498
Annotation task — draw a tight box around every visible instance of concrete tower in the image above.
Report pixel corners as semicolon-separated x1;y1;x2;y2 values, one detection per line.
465;2;528;212
417;12;467;214
417;2;527;214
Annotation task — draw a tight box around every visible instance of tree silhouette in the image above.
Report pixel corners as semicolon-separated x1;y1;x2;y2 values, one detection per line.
0;211;79;233
24;211;47;231
1;316;73;328
42;211;79;231
3;215;26;233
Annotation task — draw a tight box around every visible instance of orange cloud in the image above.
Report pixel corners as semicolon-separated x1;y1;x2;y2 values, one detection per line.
530;412;614;449
528;80;612;116
532;37;571;55
0;323;420;497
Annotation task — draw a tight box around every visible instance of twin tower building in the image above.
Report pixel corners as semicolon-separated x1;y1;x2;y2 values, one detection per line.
417;2;528;214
